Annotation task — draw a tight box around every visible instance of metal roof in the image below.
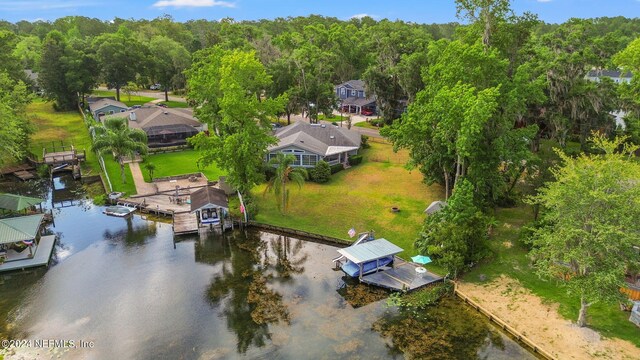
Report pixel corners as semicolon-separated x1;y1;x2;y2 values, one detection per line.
337;238;403;264
0;214;44;244
0;193;44;211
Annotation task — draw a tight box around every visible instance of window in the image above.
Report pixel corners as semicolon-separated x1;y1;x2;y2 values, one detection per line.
302;154;317;166
108;110;114;115
324;154;339;163
340;88;346;95
351;90;356;96
293;154;301;165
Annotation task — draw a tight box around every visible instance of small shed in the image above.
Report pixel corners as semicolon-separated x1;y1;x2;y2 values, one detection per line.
631;302;640;327
424;200;446;215
190;187;229;226
0;194;44;213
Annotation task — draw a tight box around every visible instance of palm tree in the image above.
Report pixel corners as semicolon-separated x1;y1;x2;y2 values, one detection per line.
264;153;307;213
91;117;148;184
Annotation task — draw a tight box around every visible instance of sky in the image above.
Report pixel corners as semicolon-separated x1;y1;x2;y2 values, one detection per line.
0;0;639;24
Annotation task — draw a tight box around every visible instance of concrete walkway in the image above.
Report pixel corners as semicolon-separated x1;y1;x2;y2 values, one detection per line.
129;162;157;195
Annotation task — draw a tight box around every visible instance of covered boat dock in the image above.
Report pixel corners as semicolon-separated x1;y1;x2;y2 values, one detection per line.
337;238;443;291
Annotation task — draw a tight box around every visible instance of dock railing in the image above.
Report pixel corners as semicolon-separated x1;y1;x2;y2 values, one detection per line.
453;281;556;360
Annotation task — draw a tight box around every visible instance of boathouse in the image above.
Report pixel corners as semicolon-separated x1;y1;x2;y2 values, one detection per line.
190;187;228;226
0;214;56;272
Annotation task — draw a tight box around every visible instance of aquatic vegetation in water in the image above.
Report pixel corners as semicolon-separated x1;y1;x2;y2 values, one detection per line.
247;273;291;325
342;283;389;308
373;296;504;360
387;282;453;311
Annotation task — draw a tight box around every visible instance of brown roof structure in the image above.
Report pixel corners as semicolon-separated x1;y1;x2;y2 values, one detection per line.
116;106;202;131
190;187;228;212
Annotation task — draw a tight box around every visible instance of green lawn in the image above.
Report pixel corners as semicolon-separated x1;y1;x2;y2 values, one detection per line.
354;121;383;130
142;149;225;182
91;90;155;107
102;156;136;195
252;141;445;259
464;205;640;347
27;100;99;174
158;100;189;108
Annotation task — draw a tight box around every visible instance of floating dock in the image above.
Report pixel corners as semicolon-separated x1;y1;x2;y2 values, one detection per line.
360;257;443;291
0;235;56;273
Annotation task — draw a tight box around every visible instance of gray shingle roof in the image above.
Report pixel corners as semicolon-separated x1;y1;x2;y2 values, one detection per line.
88;98;128;113
109;106;202;130
190;186;228;212
337;80;366;91
269;122;361;156
341;96;377;107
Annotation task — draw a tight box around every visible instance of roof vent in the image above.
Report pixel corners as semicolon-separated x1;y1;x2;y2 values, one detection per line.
300;140;304;143
329;135;335;139
164;111;169;115
321;124;326;128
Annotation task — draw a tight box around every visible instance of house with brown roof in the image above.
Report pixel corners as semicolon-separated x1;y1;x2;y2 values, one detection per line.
108;105;206;148
267;122;361;168
190;186;228;226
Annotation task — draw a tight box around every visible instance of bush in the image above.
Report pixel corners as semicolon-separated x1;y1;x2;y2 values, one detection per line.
330;163;344;174
263;164;276;181
370;118;385;127
309;160;331;183
361;135;370;149
348;154;363;166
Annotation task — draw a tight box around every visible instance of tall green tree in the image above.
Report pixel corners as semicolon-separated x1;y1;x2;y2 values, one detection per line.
264;153;307;213
148;35;191;101
415;179;488;279
91;117;148;184
94;26;147;101
613;37;640;144
527;134;640;327
187;47;285;195
0;71;33;165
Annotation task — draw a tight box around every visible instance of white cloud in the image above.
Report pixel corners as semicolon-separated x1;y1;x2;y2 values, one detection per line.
152;0;235;8
350;13;378;20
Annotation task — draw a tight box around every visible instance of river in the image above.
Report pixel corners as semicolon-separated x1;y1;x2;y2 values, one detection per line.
0;175;536;359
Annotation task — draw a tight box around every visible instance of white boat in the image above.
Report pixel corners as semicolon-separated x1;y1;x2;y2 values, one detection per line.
103;204;136;217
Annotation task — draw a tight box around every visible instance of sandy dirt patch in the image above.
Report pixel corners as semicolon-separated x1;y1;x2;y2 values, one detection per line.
457;276;640;360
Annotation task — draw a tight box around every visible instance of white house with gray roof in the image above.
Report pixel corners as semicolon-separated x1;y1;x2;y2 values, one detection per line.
88;98;129;120
586;69;632;84
267;122;361;168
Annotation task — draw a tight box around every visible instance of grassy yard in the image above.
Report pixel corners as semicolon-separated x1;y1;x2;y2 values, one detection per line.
158;100;189;108
27;100;100;174
91;90;155;107
354;121;383;130
102;157;136;195
142;149;225;182
464;205;640;347
252;140;445;258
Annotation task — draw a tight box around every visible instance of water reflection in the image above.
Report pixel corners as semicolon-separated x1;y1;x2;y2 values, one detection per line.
0;176;536;359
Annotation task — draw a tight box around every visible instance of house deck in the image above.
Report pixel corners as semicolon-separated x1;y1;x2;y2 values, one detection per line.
360;257;443;291
0;235;56;273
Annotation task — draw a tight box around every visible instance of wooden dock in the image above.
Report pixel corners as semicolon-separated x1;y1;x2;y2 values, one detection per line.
173;212;199;235
0;235;56;273
360;257;443;291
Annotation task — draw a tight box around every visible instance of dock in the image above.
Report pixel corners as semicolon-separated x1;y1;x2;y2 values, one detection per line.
173;212;199;235
361;257;444;291
0;235;56;273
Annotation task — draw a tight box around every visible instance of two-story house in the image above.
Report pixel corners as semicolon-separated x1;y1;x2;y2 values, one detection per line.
335;80;377;116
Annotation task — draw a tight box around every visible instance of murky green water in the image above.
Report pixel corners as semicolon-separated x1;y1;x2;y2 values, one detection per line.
0;176;536;359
